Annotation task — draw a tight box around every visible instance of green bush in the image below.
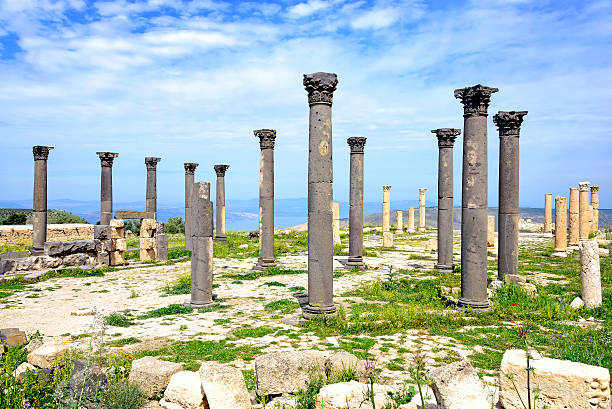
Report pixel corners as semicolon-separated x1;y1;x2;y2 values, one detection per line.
4;213;27;225
102;379;146;409
124;220;141;235
165;217;185;234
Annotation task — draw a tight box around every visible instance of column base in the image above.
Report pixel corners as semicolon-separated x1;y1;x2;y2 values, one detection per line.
457;297;490;312
253;259;275;271
345;257;365;269
301;303;337;320
31;248;44;256
183;301;217;309
435;263;454;272
214;236;228;243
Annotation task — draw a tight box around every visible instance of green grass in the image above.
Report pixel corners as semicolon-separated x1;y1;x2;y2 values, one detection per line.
138;304;193;319
232;327;276;339
106;337;141;347
263;281;286;287
163;273;191;295
104;312;134;327
264;299;300;314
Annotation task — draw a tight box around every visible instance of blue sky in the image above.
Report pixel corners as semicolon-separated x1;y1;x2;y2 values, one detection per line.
0;0;611;209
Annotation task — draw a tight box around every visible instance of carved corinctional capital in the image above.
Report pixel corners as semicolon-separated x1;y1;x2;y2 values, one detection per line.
579;181;590;192
431;128;461;148
97;152;119;167
383;185;391;192
493;111;528;137
303;72;338;106
145;157;161;170
347;137;367;153
454;84;499;117
419;188;427;194
254;129;276;150
590;186;600;194
33;145;54;161
214;164;230;177
184;162;199;175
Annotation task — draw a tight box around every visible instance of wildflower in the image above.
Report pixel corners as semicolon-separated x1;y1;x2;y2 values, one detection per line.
363;359;376;379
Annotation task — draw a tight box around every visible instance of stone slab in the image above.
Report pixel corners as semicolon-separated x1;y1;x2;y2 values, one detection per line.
114;211;147;219
0;251;30;260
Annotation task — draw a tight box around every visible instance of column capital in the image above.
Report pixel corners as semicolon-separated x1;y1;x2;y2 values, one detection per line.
383;185;391;192
591;186;600;194
347;137;367;153
493;111;528;136
419;188;427;194
454;84;499;117
254;129;276;150
145;157;161;170
214;164;230;177
184;162;199;175
97;152;119;167
545;193;552;197
431;128;461;147
33;146;54;160
579;181;590;191
303;72;338;106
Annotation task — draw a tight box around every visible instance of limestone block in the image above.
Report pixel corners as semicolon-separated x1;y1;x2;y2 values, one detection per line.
382;232;393;247
62;253;90;267
97;250;110;266
94;225;111;240
314;380;394;409
109;251;125;266
0;328;27;346
129;356;184;398
111;226;125;239
570;297;585;309
518;282;537;296
499;349;611;409
140;249;157;262
199;361;251;409
580;239;603;309
27;343;70;368
600;248;610;257
13;362;37;382
325;351;364;376
428;360;491;409
255;350;329;395
504;274;526;284
140;238;156;250
0;259;16;274
266;395;297;409
141;219;157;238
110;219;125;228
113;238;127;251
163;371;207;409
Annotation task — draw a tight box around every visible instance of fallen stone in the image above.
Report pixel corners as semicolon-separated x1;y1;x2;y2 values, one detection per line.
199;361;251;409
325;351;364;377
70;359;107;396
519;282;537;296
314;380;394;409
266;395;297;408
499;349;611;409
551;251;567;258
26;337;44;353
238;244;248;249
27;343;70;368
163;371;207;409
504;274;526;284
0;250;30;260
255;350;329;395
13;362;37;382
0;258;16;274
44;240;97;257
428;360;491;409
570;297;585;309
23;270;49;281
0;328;27;346
129;357;183;398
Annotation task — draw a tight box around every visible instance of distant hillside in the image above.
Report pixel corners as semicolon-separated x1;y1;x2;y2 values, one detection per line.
0;209;89;225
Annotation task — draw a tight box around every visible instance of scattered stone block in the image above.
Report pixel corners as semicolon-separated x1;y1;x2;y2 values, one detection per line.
162;371;206;409
570;297;585;309
266;396;297;409
62;253;90;266
26;338;43;353
519;282;537;296
199;361;251;409
428;359;491;409
0;328;27;346
24;270;48;281
382;232;393;247
499;349;611;409
255;350;329;395
315;380;394;409
599;248;609;257
325;351;364;376
504;274;526;284
109;251;125;266
27;343;70;368
140;238;156;250
0;258;16;274
129;356;184;398
44;240;97;257
13;362;37;382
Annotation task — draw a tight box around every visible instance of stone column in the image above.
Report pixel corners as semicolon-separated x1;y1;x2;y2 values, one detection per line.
382;186;393;247
396;211;403;231
347;136;366;268
418;188;427;231
544;193;553;235
407;207;415;232
145;157;161;219
303;71;338;319
254;129;276;271
455;84;498;311
184;163;199;251
493;110;527;279
214;164;229;243
487;215;495;247
591;186;600;232
579;181;590;239
432;128;460;272
97;152;119;225
332;202;341;245
184;182;216;309
580;239;602;309
32;146;54;255
554;196;567;253
568;187;579;246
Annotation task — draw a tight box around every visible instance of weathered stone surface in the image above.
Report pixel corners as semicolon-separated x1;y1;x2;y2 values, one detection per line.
140;248;156;262
141;218;157;237
113;238;127;251
27;343;70;368
44;240;97;257
111;226;125;239
62;253;91;266
487;215;495;247
0;258;16;274
14;362;37;382
570;296;585;309
325;351;364;376
0;224;94;246
109;251;125;266
504;274;526;284
163;371;207;409
0;328;27;346
143;401;165;409
114;211;146;220
428;360;491;409
499;349;611;409
140;238;156;250
199;361;250;409
580;239;602;309
70;359;107;396
255;350;329;395
382;231;393;247
266;395;297;409
94;225;111;240
315;380;394;409
156;234;169;261
129;356;184;398
0;250;30;260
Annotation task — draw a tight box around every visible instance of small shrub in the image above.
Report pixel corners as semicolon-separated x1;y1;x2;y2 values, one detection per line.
264;299;299;314
102;380;146;409
105;313;133;327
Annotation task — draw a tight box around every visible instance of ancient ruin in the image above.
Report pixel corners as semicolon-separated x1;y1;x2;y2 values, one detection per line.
254;129;276;271
32;146;53;256
568;187;579;246
346;136;366;269
213;164;229;243
382;186;393;248
145;157;161;219
418;188;427;231
96;152;118;225
579;181;590;239
554;196;568;253
184;163;199;251
544;193;553;235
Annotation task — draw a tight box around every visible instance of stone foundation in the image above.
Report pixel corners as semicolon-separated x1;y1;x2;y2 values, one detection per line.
0;224;94;245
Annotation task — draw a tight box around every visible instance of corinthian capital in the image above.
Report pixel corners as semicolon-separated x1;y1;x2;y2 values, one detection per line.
303;72;338;106
33;145;54;161
493;111;528;137
454;84;499;117
97;152;119;167
383;185;391;192
579;181;590;192
347;137;367;153
254;129;276;150
145;157;161;170
184;162;199;175
431;128;461;147
214;164;230;177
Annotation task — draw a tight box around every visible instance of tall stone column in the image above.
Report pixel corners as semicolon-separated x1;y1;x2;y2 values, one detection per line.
418;188;427;231
494;110;527;279
332;202;341;245
554;196;567;253
32;146;54;255
455;84;498;311
580;239;602;309
145;157;161;219
544;193;553;235
97;152;119;225
254;129;276;271
214;164;230;243
184;163;199;251
407;207;415;232
568;187;579;246
432;128;460;272
396;211;403;231
579;181;590;239
347;136;366;269
303;71;338;319
184;182;216;309
382;186;393;247
591;186;600;232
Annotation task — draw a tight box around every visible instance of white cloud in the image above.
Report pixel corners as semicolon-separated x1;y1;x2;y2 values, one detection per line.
351;7;399;29
287;0;330;18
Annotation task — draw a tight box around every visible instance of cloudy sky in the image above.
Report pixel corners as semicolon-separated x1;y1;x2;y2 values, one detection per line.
1;0;610;209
